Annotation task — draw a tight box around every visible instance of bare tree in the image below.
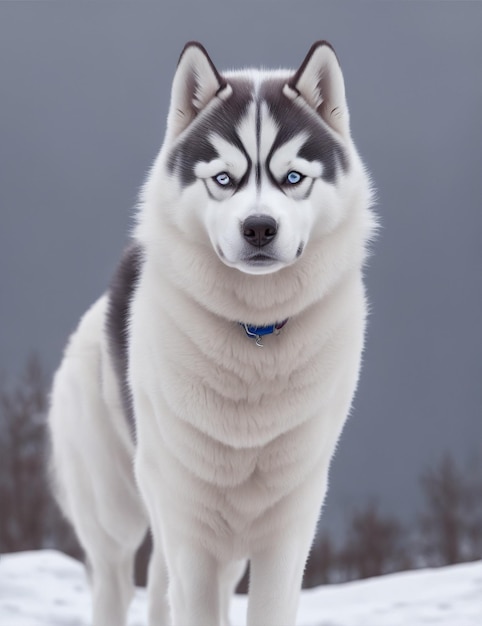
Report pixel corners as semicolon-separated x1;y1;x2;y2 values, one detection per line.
339;500;410;580
419;452;482;566
303;531;336;587
0;355;49;550
0;355;80;558
464;456;482;560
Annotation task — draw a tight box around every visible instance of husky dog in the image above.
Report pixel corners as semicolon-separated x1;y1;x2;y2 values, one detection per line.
48;41;375;626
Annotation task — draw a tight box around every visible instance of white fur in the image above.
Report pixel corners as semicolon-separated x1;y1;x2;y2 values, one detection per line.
48;41;376;626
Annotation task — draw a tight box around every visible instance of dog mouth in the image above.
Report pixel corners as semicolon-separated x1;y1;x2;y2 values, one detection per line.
245;253;277;265
216;244;301;275
238;252;284;275
217;248;278;265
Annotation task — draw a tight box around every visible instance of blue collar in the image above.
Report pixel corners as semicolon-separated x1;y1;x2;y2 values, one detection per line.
239;319;288;347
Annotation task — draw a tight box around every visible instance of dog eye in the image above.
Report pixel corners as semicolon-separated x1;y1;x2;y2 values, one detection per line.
285;171;304;185
214;172;232;187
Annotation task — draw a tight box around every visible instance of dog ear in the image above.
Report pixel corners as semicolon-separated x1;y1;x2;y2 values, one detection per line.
167;42;226;139
288;41;350;139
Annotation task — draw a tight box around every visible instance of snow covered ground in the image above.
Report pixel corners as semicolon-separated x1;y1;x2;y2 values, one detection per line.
0;550;480;626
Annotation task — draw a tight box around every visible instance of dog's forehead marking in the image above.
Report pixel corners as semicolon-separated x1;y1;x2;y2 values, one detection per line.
167;78;253;187
235;98;313;168
235;97;318;188
232;77;346;187
236;102;258;164
235;100;279;188
167;73;347;188
258;102;279;164
268;133;314;174
269;132;323;178
260;77;348;183
209;133;248;179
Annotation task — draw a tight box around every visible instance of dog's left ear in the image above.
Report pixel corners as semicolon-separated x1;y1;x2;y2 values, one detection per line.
167;42;226;139
288;41;350;139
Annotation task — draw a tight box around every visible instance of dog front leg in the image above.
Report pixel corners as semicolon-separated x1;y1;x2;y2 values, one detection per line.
164;538;222;626
247;529;314;626
147;531;171;626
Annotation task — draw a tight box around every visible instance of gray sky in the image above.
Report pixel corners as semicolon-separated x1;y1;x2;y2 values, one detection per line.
1;1;481;539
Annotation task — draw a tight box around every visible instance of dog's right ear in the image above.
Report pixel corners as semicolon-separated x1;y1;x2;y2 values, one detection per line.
166;42;227;139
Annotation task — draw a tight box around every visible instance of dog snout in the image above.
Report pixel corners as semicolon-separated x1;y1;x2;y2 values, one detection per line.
242;215;278;247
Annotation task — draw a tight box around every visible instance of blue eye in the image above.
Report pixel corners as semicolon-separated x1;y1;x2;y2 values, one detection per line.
286;171;303;185
214;172;231;186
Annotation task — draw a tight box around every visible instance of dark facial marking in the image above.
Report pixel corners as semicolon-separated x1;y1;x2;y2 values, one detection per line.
259;78;348;185
301;178;315;199
106;243;144;440
202;179;216;200
167;78;254;189
255;98;262;188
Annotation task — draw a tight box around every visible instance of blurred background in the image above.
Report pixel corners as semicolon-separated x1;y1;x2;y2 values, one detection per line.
1;1;481;586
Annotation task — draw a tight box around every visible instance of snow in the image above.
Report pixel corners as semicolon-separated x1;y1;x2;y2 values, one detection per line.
0;550;480;626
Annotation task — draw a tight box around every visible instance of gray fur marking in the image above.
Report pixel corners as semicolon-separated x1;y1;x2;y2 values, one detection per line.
105;243;144;439
167;78;253;188
168;75;347;192
260;78;348;184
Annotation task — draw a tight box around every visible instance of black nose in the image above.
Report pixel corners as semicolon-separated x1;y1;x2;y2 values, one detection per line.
242;215;278;247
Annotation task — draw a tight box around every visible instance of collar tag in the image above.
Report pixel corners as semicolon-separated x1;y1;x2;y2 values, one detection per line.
239;319;288;347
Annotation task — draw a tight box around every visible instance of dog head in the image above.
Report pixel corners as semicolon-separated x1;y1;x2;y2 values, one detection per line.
150;41;369;277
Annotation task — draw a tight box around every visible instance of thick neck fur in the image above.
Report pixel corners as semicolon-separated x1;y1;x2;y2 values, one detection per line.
135;156;374;327
134;68;375;325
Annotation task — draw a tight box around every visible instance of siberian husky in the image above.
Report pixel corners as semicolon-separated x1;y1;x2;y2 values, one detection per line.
48;41;375;626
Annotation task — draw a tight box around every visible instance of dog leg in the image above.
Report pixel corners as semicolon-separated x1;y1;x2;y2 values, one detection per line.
147;532;171;626
247;533;311;626
87;547;137;626
246;476;325;626
165;542;222;626
219;559;247;626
